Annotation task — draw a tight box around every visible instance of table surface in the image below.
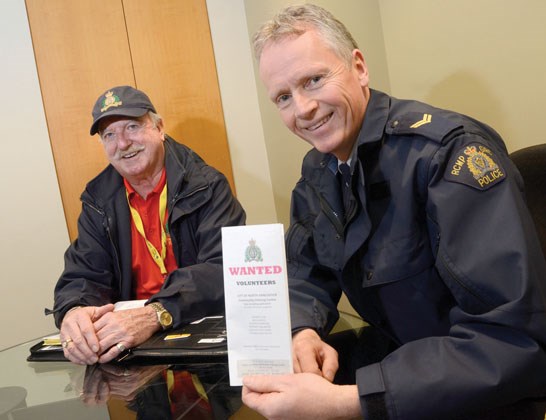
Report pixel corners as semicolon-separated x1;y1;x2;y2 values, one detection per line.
0;313;365;420
0;339;259;420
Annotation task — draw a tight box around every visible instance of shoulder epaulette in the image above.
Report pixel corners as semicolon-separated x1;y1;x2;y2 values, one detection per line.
385;112;463;143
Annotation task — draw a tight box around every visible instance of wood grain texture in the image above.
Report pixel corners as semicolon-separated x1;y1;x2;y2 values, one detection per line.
26;0;234;240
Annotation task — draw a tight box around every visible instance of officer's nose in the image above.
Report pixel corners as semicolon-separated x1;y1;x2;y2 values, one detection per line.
293;92;317;120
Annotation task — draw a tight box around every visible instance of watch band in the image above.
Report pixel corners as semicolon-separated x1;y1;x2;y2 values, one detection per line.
149;302;173;330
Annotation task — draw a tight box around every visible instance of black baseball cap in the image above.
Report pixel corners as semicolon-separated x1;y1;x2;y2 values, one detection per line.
90;85;157;135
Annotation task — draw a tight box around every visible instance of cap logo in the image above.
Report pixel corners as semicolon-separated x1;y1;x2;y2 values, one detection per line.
100;91;123;113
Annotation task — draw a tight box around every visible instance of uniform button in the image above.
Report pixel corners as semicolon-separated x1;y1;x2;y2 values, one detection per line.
366;271;373;281
335;234;341;240
391;120;399;128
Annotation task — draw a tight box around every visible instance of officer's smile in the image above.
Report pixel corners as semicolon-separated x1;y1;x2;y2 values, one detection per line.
305;113;333;132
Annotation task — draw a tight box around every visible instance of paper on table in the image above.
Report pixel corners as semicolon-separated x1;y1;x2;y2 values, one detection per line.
114;299;147;311
222;223;293;386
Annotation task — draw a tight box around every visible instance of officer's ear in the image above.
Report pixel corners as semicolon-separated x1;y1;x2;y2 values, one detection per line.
352;49;370;88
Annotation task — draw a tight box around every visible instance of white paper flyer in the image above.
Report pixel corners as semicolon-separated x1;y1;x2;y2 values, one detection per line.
222;223;293;386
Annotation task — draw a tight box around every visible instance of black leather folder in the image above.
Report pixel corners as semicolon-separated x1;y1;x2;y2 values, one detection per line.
28;316;227;363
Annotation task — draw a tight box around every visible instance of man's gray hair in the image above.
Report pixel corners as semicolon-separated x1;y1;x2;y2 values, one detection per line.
252;4;358;66
148;111;162;127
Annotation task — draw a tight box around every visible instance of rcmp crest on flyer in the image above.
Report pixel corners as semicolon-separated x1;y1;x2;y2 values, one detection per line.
245;239;263;262
444;143;506;190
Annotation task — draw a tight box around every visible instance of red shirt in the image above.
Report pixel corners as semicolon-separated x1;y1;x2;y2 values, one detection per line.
125;170;178;299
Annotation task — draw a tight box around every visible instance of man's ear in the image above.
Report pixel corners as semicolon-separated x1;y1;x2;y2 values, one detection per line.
156;118;165;140
352;49;370;87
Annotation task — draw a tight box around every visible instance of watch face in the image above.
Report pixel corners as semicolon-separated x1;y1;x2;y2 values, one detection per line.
160;311;173;326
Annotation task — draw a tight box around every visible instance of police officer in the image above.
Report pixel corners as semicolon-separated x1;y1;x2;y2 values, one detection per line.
242;4;546;419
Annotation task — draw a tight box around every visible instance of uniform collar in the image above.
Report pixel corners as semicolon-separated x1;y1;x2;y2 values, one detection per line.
356;89;390;148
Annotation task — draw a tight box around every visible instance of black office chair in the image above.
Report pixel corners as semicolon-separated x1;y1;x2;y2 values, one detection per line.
509;143;546;257
509;143;546;420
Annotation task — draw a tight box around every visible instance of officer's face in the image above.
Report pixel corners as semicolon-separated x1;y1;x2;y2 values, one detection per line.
98;114;165;183
259;29;370;161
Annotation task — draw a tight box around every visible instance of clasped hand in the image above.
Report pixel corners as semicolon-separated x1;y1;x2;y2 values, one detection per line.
60;304;159;364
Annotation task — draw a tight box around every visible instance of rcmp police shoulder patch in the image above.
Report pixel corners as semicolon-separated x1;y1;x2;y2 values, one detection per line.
444;143;506;190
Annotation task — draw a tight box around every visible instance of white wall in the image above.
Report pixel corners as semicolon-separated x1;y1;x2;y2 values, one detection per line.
0;1;69;350
206;0;277;225
379;0;546;152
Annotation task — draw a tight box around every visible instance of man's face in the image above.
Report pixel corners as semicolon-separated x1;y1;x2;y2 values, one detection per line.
98;114;165;181
259;29;370;161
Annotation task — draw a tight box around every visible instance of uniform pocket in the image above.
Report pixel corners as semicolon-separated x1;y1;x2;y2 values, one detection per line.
362;228;434;287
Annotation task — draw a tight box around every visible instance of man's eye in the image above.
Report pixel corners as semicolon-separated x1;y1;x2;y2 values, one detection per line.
306;76;323;88
276;94;291;106
102;132;114;141
126;123;140;132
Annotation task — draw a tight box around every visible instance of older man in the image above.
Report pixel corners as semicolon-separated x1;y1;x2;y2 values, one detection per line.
242;4;546;419
53;86;245;365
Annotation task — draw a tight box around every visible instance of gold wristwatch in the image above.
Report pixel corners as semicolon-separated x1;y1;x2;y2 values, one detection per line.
149;302;173;330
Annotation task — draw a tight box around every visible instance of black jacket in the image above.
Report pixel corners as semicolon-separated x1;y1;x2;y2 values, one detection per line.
287;90;546;419
53;136;245;328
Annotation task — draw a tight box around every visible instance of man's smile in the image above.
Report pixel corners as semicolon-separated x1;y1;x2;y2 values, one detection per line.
304;113;333;131
120;147;144;160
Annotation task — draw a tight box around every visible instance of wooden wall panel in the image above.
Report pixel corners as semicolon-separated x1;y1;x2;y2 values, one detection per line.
26;0;136;240
26;0;234;241
123;0;235;192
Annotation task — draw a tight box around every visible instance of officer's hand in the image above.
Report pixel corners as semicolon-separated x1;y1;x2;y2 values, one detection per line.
60;304;114;365
292;328;339;382
242;373;361;420
93;305;160;363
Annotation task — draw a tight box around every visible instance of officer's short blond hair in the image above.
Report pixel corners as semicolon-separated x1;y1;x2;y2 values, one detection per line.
252;3;359;67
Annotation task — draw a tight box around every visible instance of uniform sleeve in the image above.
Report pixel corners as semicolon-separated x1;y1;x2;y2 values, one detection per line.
285;178;342;336
150;171;246;327
357;134;546;419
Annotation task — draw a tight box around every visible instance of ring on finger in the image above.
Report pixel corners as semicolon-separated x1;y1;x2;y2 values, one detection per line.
61;338;73;349
116;343;126;353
